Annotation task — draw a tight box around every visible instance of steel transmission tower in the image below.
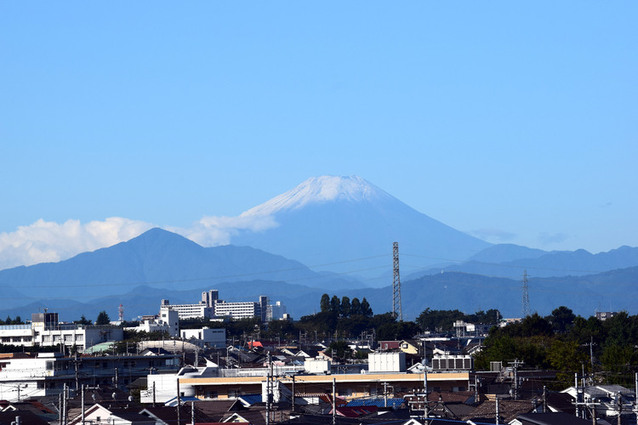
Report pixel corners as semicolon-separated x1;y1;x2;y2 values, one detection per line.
521;270;530;317
392;242;403;321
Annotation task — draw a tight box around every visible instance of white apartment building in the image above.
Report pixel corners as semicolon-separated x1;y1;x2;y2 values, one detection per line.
159;299;213;320
267;301;288;321
0;313;122;352
0;351;180;402
160;290;281;322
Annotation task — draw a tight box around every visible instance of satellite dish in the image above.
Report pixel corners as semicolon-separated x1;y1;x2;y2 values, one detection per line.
92;394;97;402
112;392;117;400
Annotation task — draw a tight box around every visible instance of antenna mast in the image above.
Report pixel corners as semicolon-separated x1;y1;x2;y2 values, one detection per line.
118;304;124;323
392;242;403;321
521;270;530;317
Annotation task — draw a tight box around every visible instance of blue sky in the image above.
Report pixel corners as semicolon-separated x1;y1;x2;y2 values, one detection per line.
1;2;637;268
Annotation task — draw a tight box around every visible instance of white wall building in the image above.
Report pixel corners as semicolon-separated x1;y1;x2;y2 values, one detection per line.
180;327;225;348
0;351;180;402
267;301;288;321
368;352;406;373
159;299;213;321
160;291;285;322
126;306;180;338
0;313;122;352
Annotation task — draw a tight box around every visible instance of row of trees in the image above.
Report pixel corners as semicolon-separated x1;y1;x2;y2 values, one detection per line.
319;294;373;317
0;316;24;325
416;308;500;332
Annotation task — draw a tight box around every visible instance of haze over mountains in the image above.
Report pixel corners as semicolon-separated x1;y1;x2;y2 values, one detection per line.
1;175;637;321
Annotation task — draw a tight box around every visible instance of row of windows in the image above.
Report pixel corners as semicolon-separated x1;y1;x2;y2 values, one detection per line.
0;336;32;343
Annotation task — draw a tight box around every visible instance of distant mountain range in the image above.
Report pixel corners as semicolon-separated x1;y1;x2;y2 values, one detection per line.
1;175;637;322
407;244;638;280
0;228;362;311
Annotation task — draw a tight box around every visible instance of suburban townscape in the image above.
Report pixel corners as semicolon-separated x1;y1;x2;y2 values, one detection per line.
1;284;637;425
3;2;637;425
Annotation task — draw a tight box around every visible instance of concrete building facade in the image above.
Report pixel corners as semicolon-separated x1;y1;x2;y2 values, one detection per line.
0;313;122;352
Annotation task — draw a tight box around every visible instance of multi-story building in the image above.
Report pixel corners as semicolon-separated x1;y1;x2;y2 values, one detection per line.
160;290;281;322
0;351;180;402
267;301;288;321
159;299;213;321
0;313;122;352
126;305;180;337
141;363;471;403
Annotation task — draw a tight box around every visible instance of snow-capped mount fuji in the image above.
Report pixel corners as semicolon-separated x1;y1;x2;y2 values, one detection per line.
230;175;491;284
241;176;394;216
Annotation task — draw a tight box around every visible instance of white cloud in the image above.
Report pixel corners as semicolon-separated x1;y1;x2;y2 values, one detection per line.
0;218;154;270
469;227;518;243
182;214;278;246
0;212;279;271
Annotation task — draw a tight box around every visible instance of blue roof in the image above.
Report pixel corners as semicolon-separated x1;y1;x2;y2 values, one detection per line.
346;398;404;409
238;394;262;406
164;396;200;407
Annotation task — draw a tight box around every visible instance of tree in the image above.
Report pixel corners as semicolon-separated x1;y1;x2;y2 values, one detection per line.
340;296;351;318
96;311;111;325
320;294;331;313
74;315;92;326
416;308;464;332
351;298;362;315
327;340;353;361
549;306;575;334
330;295;340;315
360;298;373;317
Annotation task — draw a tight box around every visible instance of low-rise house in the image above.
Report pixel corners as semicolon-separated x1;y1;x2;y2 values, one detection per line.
0;410;51;425
68;404;155;425
511;412;594;425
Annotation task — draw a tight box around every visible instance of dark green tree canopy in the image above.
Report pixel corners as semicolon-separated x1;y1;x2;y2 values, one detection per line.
95;310;111;325
320;294;330;313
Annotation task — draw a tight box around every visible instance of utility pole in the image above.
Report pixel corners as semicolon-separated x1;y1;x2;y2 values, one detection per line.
495;396;500;425
423;372;429;420
81;384;85;425
176;378;181;425
392;242;403;321
508;359;523;400
266;352;271;425
617;392;622;425
332;378;337;425
542;386;547;413
62;383;67;425
74;352;80;391
383;382;389;408
291;375;296;414
590;336;595;378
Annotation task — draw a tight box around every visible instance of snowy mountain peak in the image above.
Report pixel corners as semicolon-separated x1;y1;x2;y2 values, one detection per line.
241;175;393;217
